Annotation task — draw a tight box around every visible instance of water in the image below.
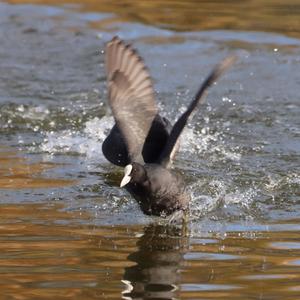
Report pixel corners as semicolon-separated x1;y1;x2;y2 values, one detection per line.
0;0;300;299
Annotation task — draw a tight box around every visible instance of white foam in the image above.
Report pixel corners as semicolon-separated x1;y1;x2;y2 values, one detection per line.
189;179;227;218
40;116;113;158
224;188;257;208
18;105;50;120
40;114;241;166
265;175;282;191
180;126;241;161
287;173;300;185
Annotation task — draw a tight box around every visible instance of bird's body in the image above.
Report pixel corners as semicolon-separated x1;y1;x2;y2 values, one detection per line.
125;163;189;216
102;114;171;166
102;36;235;217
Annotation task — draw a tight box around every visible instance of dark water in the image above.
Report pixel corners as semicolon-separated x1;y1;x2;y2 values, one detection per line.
0;1;300;299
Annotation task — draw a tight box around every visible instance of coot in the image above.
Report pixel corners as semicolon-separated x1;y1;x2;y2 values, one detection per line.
102;36;235;216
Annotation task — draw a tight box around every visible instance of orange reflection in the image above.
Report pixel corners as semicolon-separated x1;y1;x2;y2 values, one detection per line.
0;147;76;189
5;0;300;37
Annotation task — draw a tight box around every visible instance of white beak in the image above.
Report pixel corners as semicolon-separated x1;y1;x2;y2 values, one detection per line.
120;164;132;188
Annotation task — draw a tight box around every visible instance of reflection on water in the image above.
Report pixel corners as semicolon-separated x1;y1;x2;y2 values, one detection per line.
0;147;75;189
123;224;189;299
6;0;300;37
1;203;300;299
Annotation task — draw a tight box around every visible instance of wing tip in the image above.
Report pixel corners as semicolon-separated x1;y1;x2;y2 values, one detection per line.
105;36;149;70
105;36;155;97
211;54;238;83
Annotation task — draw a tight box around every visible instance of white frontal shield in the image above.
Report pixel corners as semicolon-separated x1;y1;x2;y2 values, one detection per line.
120;164;133;187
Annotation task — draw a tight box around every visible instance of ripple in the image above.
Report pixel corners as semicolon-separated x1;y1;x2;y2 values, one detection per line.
241;274;295;280
286;259;300;266
184;252;240;261
181;283;241;291
270;242;300;250
191;238;218;245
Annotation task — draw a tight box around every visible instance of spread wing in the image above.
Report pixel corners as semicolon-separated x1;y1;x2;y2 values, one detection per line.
159;55;237;168
106;36;158;163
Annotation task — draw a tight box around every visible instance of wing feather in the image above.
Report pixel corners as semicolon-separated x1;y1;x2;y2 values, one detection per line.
159;55;237;167
105;37;158;163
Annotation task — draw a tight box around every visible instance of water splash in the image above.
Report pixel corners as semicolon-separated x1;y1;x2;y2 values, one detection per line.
180;126;241;162
40;116;113;158
189;179;227;218
223;188;257;208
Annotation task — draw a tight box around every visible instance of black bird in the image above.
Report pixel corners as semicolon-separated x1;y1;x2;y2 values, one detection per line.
102;36;235;216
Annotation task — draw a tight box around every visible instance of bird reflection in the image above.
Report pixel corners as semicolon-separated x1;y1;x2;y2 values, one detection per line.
122;223;189;299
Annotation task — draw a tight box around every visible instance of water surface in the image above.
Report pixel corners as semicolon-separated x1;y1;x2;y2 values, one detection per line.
0;0;299;299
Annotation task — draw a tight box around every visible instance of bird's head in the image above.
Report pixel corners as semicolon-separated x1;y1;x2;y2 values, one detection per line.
120;162;147;187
